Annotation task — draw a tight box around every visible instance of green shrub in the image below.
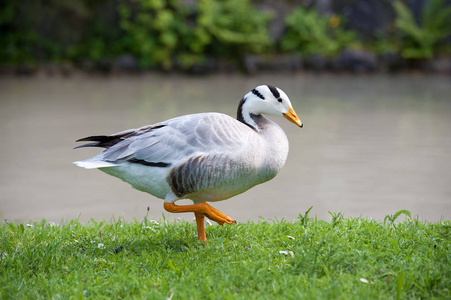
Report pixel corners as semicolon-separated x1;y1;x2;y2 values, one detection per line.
0;0;80;65
118;0;199;69
196;0;272;60
1;0;449;70
281;6;357;57
66;1;126;64
393;0;451;59
117;0;272;70
0;0;122;66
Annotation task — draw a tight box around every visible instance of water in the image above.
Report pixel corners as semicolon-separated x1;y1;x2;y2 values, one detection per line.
1;73;450;223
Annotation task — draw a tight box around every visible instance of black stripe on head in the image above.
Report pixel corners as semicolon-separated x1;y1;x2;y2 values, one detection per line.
251;88;265;100
267;85;280;99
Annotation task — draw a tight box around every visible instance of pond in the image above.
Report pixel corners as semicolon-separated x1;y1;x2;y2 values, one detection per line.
0;73;450;223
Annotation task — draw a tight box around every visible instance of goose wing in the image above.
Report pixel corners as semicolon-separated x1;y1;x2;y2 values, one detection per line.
93;113;252;167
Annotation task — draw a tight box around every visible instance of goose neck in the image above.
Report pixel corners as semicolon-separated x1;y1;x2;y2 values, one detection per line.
236;98;267;132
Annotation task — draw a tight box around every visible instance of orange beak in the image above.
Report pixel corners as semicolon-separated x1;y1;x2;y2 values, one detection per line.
283;107;303;127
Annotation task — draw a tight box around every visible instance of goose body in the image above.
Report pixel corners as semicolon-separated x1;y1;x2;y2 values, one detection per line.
75;85;302;241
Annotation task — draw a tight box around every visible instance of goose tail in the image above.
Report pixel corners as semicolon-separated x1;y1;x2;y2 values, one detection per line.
73;155;117;169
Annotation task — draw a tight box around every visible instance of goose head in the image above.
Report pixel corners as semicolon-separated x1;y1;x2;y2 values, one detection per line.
238;85;303;129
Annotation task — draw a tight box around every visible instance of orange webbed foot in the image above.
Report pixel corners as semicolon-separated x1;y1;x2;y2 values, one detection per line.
163;202;235;241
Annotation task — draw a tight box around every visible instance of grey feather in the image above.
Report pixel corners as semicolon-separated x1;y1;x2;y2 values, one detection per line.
91;113;252;167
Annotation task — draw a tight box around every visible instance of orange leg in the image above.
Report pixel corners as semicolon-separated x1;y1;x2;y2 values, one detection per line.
164;202;236;240
194;212;207;241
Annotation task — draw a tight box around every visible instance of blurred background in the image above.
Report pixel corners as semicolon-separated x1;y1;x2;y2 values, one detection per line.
0;0;450;223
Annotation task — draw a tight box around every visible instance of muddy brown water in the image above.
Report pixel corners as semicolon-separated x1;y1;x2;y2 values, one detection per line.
1;73;450;223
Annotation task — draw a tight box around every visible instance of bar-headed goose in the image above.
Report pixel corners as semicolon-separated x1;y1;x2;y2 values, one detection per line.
74;85;302;241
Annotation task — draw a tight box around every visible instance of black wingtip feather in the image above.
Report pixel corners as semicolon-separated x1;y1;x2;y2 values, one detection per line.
75;124;166;150
73;143;102;149
76;135;112;143
75;135;125;149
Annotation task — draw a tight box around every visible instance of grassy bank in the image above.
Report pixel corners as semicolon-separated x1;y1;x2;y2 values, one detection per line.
1;210;450;299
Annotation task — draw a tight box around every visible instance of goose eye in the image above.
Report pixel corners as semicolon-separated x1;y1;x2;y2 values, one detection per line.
277;98;282;103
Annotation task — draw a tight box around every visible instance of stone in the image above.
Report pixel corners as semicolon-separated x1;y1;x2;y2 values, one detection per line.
243;54;303;74
304;54;329;71
113;54;139;72
331;49;377;72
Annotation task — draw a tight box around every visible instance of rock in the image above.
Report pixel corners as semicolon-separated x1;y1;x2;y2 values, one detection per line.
427;57;451;74
15;64;37;76
41;63;74;77
182;57;220;75
303;54;328;71
80;59;95;71
378;52;407;72
95;59;114;73
255;1;301;43
243;55;260;74
315;0;332;14
257;4;286;42
113;54;139;72
41;63;60;76
243;54;302;74
331;49;377;72
59;63;75;77
333;0;395;40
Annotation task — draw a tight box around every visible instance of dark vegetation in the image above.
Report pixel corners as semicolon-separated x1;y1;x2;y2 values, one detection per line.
1;0;450;74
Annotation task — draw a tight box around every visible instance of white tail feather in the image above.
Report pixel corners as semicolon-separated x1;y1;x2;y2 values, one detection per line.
73;160;117;169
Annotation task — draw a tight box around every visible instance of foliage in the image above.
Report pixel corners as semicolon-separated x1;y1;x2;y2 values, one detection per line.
196;0;272;60
1;211;450;299
0;0;123;65
66;1;126;64
0;0;271;70
117;0;272;70
118;0;198;69
1;0;449;70
393;0;451;59
0;0;61;64
281;7;358;57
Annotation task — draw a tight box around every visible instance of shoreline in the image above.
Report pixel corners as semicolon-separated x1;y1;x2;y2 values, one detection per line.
2;52;451;77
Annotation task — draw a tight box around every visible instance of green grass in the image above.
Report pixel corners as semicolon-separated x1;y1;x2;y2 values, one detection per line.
1;210;450;299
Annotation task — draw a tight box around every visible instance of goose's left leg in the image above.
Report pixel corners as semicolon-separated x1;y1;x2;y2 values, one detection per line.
194;212;206;241
163;202;235;240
